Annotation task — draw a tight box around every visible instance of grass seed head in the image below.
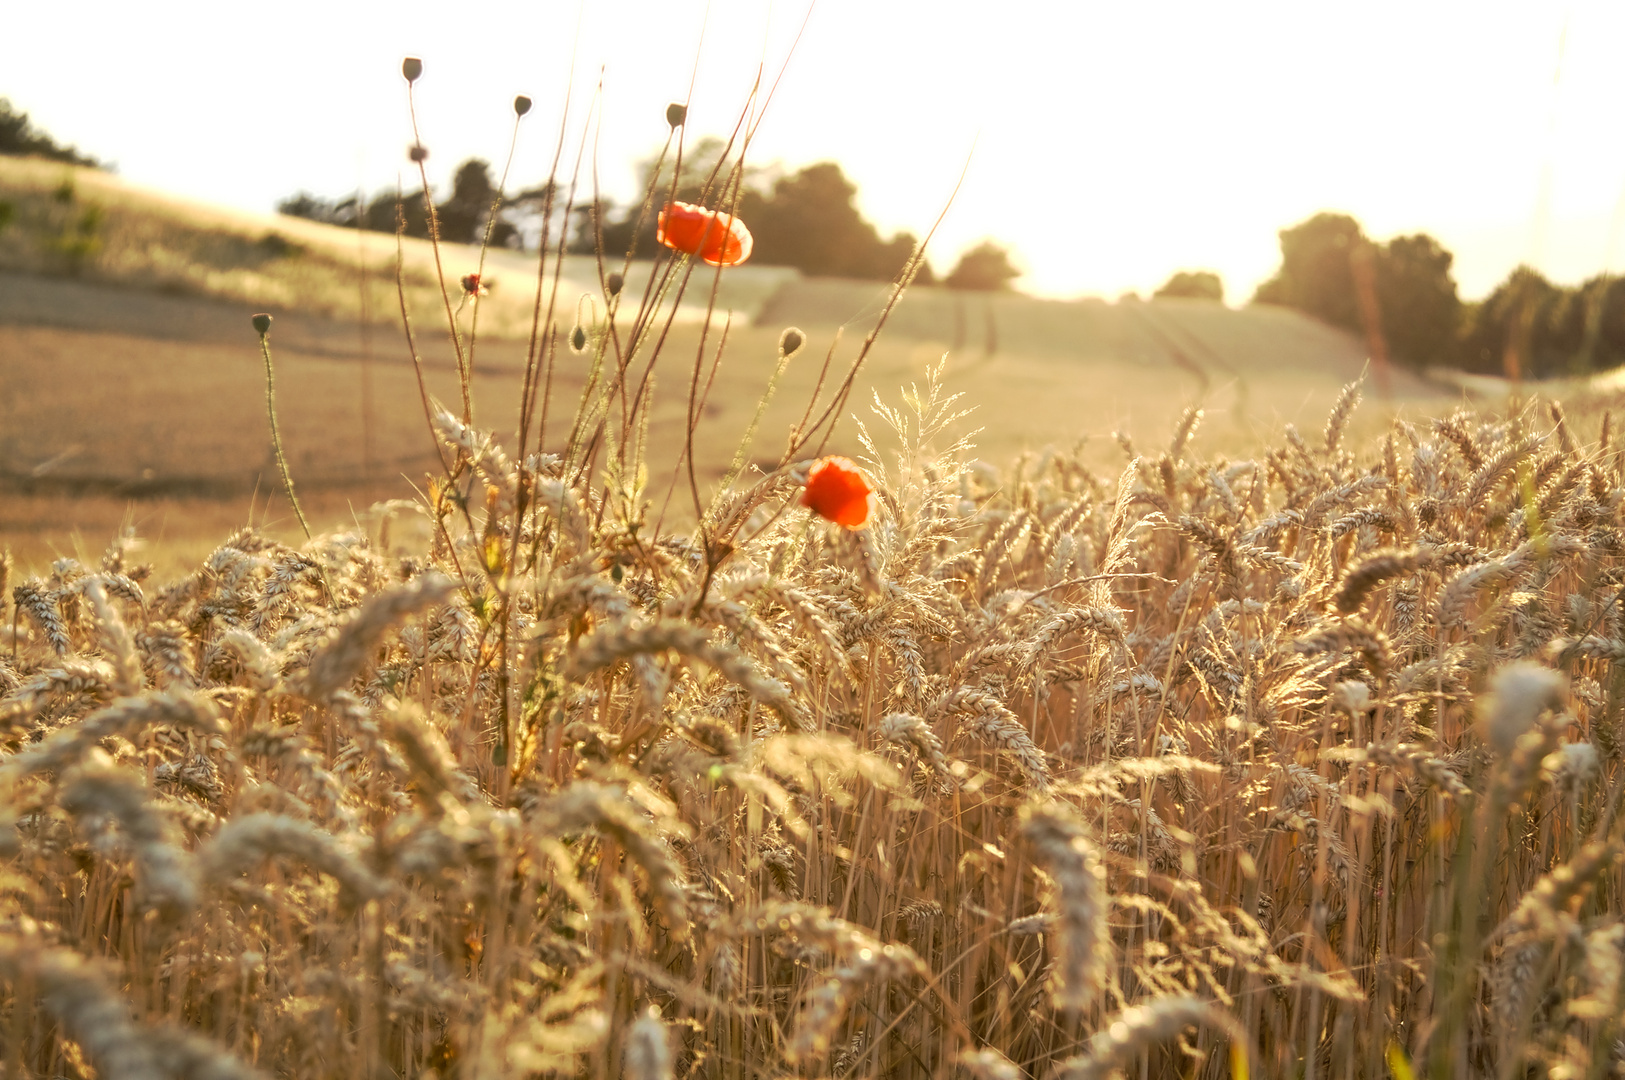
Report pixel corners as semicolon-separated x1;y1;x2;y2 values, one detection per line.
623;1009;674;1080
1480;662;1568;755
1021;804;1110;1010
200;813;385;902
1055;997;1244;1080
61;761;198;916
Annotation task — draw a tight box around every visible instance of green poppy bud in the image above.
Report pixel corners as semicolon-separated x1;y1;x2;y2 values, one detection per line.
666;102;687;128
606;272;624;298
251;313;272;336
514;95;532;116
571;325;588;352
408;144;429;163
402;57;423;83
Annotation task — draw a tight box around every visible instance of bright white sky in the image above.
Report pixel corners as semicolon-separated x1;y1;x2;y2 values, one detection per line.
5;0;1624;302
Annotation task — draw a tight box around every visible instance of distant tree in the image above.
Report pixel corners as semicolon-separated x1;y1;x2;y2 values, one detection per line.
0;98;101;167
1373;233;1461;367
1459;266;1562;377
278;188;431;239
575;136;743;258
737;161;919;280
577;148;922;281
436;159;515;247
369;190;432;238
1254;211;1462;369
277;145;923;276
1575;274;1625;374
945;241;1021;291
1254;223;1625;378
276;192;341;223
369;190;431;238
277;157;538;246
1154;270;1223;302
580;198;639;260
1455;265;1625;379
1253;212;1365;330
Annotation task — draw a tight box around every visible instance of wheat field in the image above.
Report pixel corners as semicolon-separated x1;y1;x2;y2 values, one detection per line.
5;80;1625;1080
5;333;1625;1078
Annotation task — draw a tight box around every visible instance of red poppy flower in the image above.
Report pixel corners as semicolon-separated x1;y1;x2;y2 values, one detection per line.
801;457;872;528
460;273;488;297
657;201;753;266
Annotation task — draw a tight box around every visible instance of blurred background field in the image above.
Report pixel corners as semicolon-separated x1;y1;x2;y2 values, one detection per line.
0;158;1471;576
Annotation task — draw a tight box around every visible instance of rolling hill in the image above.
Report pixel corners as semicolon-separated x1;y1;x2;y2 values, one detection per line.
1;156;1464;573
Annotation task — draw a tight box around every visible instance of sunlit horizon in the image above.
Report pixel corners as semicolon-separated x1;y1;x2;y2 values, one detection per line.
5;0;1624;304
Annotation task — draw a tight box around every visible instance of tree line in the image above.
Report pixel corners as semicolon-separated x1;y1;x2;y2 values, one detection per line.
276;140;1022;290
13;98;1609;376
1155;213;1623;378
276;158;534;251
0;98;102;168
1246;212;1625;378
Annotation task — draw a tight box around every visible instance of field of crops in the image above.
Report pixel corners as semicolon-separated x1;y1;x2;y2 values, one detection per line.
1;154;1466;583
5;143;1625;1080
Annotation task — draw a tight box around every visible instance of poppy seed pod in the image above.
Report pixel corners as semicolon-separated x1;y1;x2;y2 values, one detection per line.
606;272;624;298
666;103;687;128
513;95;532;116
571;325;588;352
408;144;429;163
778;327;805;359
402;57;423;83
251;313;272;336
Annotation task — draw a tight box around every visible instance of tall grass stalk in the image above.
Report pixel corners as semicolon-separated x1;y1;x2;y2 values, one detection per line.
251;315;311;540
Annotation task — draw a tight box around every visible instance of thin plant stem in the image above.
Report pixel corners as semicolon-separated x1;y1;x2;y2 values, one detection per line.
255;328;312;540
405;79;473;422
715;338;796;499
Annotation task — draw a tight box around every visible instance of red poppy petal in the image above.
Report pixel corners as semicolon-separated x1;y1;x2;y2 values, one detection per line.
802;458;871;528
658;202;753;267
701;217;753;266
657;203;706;254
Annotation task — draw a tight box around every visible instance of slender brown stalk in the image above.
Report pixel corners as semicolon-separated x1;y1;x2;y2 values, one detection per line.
252;320;311;540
